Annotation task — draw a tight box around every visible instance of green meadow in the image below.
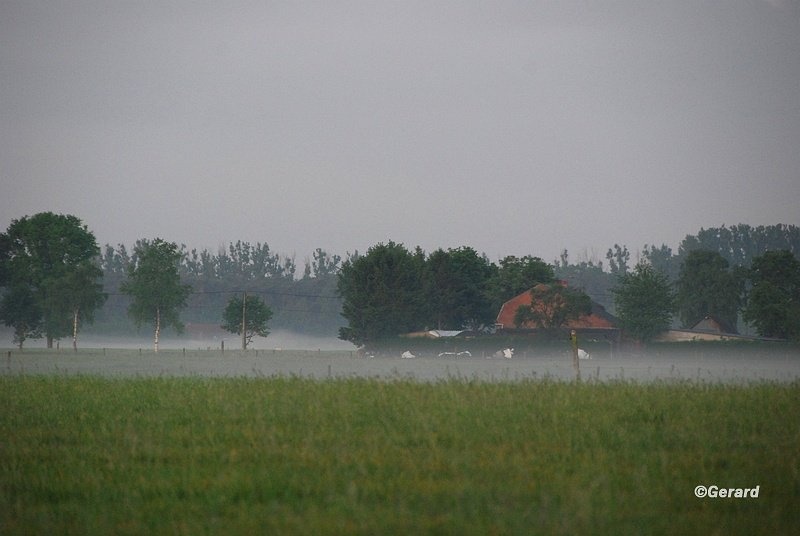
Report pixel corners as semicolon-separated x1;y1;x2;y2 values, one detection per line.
1;376;798;534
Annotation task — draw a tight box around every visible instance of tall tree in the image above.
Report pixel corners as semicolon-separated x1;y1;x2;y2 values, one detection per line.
487;255;553;312
120;239;191;352
309;248;342;278
221;293;274;349
337;241;425;345
423;247;495;331
48;261;106;350
0;212;105;348
553;249;614;312
613;262;676;344
210;241;296;282
641;243;680;282
676;250;743;331
679;224;800;268
742;250;800;340
606;244;630;277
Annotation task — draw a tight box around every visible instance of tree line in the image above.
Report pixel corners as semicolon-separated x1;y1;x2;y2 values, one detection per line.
336;225;800;346
0;213;345;349
98;240;344;337
2;213;799;348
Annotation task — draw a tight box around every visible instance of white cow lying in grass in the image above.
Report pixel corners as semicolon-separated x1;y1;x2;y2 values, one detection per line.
490;348;515;359
438;351;472;357
578;348;591;360
401;350;416;359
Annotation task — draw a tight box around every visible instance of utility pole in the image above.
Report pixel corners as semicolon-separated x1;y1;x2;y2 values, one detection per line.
570;329;580;381
241;291;247;350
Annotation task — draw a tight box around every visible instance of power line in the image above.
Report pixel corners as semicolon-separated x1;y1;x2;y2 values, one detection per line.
103;289;341;299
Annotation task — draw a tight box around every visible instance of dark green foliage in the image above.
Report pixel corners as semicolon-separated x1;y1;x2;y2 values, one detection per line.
337;242;425;345
221;294;274;348
75;221;800;344
614;263;676;343
676;250;744;330
487;255;554;312
120;239;191;347
743;250;800;340
47;260;107;349
0;212;105;347
422;247;495;330
0;284;42;347
338;246;556;345
513;283;592;330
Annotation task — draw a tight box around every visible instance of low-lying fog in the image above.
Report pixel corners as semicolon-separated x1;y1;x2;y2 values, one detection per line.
3;346;799;384
1;328;357;352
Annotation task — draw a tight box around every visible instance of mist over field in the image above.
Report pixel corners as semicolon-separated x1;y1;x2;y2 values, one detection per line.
0;327;355;352
3;3;799;531
4;344;798;384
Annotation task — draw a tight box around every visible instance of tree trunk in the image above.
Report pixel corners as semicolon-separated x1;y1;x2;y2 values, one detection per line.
570;329;580;381
72;307;79;352
154;307;160;353
47;335;54;349
242;291;247;350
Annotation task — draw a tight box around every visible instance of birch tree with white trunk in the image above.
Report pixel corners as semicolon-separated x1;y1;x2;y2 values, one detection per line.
120;239;191;352
0;212;105;349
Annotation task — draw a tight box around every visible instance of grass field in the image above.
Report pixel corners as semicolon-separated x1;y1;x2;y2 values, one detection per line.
1;375;798;534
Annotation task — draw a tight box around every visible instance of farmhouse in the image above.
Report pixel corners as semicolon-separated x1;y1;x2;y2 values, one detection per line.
495;283;620;341
690;315;738;335
656;315;748;342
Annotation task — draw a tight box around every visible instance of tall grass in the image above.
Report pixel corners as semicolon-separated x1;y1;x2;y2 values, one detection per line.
1;376;798;534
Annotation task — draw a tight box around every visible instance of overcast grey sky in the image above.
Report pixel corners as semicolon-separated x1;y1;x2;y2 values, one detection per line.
2;1;799;266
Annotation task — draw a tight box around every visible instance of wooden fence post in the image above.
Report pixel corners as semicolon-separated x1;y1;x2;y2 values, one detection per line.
571;329;580;381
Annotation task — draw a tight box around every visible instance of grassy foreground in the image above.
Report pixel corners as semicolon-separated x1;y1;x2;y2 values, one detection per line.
1;377;798;534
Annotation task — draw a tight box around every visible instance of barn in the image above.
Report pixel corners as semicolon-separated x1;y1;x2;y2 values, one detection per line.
495;283;620;340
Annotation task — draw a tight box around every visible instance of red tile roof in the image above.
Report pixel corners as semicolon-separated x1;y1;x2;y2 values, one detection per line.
496;284;617;329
